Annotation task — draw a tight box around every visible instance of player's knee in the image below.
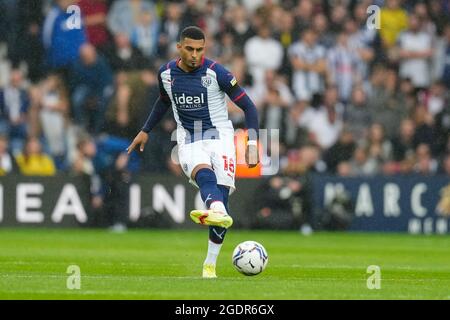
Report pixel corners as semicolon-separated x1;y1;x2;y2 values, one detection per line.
195;167;217;185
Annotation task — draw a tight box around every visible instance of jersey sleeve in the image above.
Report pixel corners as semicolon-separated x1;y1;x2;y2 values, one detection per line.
157;64;171;104
214;63;241;96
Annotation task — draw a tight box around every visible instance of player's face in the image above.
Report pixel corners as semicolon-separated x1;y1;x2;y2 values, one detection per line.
177;38;205;70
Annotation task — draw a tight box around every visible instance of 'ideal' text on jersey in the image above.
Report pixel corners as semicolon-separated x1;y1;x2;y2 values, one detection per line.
158;58;238;136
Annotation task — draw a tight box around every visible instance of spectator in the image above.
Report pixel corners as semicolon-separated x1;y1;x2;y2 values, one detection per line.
435;23;450;88
70;43;113;134
288;28;327;102
344;86;372;139
324;130;356;174
130;11;160;59
30;73;69;168
0;134;16;175
391;118;417;163
15;136;56;176
345;19;374;80
158;2;183;59
413;104;434;147
397;14;434;90
78;0;110;50
379;0;408;49
107;0;157;38
348;145;380;176
104;33;147;72
413;143;438;175
0;69;30;154
11;0;45;82
433;102;450;157
312;13;334;49
70;134;104;226
440;153;450;175
259;70;294;147
369;68;410;139
224;5;254;50
244;24;283;92
363;123;393;164
327;32;364;103
106;67;160;139
42;0;87;71
423;81;447;117
102;152;132;233
298;86;344;150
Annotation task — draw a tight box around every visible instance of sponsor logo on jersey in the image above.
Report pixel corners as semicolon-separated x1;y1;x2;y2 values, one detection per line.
173;93;205;109
201;76;212;88
230;77;237;86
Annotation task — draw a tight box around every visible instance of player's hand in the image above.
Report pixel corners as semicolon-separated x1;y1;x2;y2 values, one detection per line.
245;143;259;168
127;131;149;154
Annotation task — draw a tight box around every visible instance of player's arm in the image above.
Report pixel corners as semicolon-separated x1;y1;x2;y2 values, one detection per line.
216;65;259;168
127;72;171;154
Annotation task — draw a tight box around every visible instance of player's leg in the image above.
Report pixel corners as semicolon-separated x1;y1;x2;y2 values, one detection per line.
204;184;230;271
189;164;233;228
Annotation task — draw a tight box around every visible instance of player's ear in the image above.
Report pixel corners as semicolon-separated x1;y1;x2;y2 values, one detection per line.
176;42;182;50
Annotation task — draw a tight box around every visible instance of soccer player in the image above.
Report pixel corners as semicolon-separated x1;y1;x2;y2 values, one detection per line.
127;26;259;278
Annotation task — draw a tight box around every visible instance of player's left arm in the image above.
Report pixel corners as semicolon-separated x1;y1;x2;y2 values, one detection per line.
216;65;259;168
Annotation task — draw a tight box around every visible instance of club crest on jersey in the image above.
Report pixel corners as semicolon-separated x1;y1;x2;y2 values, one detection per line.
201;76;212;88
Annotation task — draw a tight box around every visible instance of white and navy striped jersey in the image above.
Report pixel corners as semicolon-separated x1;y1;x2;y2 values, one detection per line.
158;57;241;136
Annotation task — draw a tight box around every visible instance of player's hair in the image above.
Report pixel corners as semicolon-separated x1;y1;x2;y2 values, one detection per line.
179;26;205;42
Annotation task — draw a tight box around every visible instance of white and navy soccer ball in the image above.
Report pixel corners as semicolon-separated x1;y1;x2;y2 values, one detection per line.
232;241;268;276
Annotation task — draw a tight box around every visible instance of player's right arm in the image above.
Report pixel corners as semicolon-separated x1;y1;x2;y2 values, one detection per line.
127;67;171;154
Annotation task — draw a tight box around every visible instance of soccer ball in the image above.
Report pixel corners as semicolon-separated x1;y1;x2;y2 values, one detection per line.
232;241;268;276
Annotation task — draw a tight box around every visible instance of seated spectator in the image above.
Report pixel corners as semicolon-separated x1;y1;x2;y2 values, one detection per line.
324;130;356;174
387;118;417;174
433;102;450;156
106;67;160;139
15;136;56;176
70;44;114;134
0;69;30;154
369;68;410;139
30;73;69;168
440;153;450;175
130;11;160;59
158;2;183;59
413;143;438;175
423;81;447;117
104;33;147;72
107;0;158;38
298;86;344;150
0;135;16;175
348;145;380;176
413;104;434;147
344;86;372;139
363;123;393;164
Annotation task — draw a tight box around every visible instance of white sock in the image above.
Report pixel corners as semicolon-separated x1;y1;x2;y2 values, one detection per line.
210;201;227;214
204;240;222;265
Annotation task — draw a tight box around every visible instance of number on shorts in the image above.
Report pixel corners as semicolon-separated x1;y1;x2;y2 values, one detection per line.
222;156;235;173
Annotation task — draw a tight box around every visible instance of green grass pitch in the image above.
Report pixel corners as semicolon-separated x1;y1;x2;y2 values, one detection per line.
0;228;449;299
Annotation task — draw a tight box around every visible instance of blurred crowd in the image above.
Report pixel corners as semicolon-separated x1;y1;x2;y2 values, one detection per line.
0;0;449;182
